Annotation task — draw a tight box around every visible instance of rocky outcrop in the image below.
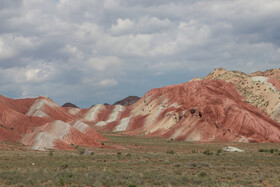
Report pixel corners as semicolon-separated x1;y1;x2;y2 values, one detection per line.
204;68;280;122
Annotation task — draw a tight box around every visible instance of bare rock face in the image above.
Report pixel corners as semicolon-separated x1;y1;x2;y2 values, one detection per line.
204;68;280;122
62;102;79;108
113;96;140;106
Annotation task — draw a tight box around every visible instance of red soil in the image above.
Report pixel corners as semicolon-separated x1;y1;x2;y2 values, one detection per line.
0;95;108;150
0;95;35;114
92;79;280;143
140;80;280;142
267;78;280;91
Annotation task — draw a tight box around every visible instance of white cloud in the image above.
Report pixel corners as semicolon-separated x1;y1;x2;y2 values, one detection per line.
0;62;54;84
98;79;119;87
111;18;134;34
0;34;37;60
138;16;171;32
86;56;121;71
0;38;14;60
176;20;211;47
0;0;280;107
110;16;171;35
25;69;43;81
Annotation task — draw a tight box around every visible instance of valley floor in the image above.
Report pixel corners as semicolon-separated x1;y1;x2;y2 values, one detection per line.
1;132;280;186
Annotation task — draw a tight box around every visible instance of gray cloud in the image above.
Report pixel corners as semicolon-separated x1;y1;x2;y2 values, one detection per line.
0;0;279;107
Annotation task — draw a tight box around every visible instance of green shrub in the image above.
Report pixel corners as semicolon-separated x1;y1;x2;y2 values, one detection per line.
199;171;207;177
60;164;69;170
167;150;175;154
49;150;53;156
259;148;279;153
216;149;222;155
128;184;136;187
203;150;213;155
259;149;265;152
78;148;85;155
0;124;6;129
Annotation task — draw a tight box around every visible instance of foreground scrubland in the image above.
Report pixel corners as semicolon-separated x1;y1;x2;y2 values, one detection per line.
1;132;280;186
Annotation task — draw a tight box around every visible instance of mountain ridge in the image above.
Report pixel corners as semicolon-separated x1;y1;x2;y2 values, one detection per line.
0;68;279;150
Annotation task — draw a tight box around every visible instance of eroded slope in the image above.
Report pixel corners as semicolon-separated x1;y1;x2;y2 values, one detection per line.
204;68;280;122
72;80;280;143
0;95;107;150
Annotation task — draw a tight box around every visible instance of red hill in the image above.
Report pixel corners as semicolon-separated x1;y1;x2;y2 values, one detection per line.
84;79;280;143
0;95;107;150
1;68;280;150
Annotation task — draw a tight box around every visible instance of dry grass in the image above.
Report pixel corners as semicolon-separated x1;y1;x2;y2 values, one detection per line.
1;133;280;186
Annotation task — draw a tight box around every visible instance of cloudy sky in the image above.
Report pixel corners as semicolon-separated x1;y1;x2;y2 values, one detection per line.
0;0;279;108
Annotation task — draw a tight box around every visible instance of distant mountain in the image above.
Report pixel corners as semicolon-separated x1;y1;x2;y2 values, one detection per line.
113;96;140;106
62;102;79;108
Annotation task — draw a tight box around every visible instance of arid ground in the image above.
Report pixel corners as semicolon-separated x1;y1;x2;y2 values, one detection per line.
1;132;280;186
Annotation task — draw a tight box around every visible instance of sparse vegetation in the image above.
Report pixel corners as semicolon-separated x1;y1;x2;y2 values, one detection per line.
0;124;6;129
199;171;207;177
1;133;280;186
166;150;175;154
203;149;213;155
49;150;53;156
216;149;223;155
78;148;85;155
259;148;278;153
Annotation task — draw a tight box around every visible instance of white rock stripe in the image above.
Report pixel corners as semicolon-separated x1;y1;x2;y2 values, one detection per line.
107;105;124;122
27;98;59;117
72;120;89;133
251;76;276;91
84;104;105;121
114;117;131;132
21;120;71;151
